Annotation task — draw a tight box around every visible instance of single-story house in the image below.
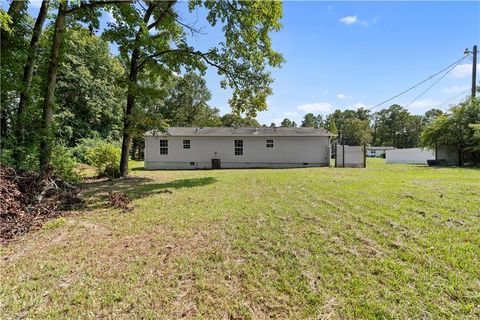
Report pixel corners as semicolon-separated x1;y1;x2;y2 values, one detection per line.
366;146;395;157
386;148;435;164
144;127;335;170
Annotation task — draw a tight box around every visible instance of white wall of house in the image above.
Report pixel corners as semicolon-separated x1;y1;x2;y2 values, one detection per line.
145;135;331;169
386;148;435;164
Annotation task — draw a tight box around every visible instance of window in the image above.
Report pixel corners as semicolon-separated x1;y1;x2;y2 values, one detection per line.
159;139;168;155
234;139;243;155
183;140;190;149
266;139;274;148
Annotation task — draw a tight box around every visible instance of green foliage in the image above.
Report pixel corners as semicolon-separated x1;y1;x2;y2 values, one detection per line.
372;105;423;148
53;26;125;145
301;113;324;128
342;118;372;145
280;118;292;127
87;143;122;178
220;113;260;127
421;97;480;163
51;145;79;183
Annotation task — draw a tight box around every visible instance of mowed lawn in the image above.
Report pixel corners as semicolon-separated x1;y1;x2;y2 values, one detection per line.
1;159;479;319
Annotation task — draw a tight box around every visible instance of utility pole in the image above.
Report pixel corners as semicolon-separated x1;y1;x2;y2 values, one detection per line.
472;45;477;98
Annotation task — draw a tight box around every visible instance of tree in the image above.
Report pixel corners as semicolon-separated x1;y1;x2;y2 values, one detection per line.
341;118;372;145
301;113;323;128
220;114;260;127
53;26;125;145
281;118;292;127
421;97;480;164
372;104;423;148
161;73;217;126
15;0;50;154
104;0;283;176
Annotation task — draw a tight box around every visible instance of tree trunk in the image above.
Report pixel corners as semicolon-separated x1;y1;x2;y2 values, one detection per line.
119;4;157;176
119;47;140;176
39;4;66;172
15;0;49;154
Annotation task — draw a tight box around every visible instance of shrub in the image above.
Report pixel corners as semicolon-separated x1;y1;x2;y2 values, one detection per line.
52;145;79;183
87;144;121;178
71;138;110;164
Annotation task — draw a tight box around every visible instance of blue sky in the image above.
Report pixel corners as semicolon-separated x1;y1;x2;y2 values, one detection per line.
6;1;480;125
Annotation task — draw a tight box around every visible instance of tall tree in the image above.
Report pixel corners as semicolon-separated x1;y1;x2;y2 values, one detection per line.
15;0;50;154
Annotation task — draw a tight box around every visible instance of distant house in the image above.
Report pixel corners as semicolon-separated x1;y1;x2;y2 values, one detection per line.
386;148;435;164
366;146;395;157
144;127;335;170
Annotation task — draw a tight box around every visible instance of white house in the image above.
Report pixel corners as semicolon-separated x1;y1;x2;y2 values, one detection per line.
366;146;395;157
386;148;435;164
144;127;335;170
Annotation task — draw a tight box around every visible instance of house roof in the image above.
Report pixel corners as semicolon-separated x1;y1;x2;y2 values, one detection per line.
145;127;335;137
367;146;395;150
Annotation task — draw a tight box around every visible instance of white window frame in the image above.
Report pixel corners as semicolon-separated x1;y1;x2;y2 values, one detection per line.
183;139;190;149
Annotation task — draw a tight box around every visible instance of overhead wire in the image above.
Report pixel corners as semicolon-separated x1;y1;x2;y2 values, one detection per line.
367;54;470;111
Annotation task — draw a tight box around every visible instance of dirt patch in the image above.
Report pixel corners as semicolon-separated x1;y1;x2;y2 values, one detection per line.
107;191;134;212
0;166;83;242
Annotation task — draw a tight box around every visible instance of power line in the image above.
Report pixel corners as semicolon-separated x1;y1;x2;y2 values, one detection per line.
435;89;470;110
405;60;462;108
367;54;470;111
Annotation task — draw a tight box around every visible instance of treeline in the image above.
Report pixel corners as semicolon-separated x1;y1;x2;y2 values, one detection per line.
0;0;283;178
277;99;480;160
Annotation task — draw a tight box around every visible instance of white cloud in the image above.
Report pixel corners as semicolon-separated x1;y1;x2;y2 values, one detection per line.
443;85;470;93
284;112;298;117
408;99;439;109
450;64;479;78
340;16;358;25
340;15;378;27
336;93;351;99
297;102;332;113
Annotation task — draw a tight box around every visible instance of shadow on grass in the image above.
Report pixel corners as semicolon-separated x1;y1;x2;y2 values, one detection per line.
78;176;216;210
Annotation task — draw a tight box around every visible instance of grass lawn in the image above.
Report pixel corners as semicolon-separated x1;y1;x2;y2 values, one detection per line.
1;159;479;319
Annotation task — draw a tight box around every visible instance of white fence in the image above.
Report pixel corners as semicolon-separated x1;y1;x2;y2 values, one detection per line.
386;148;435;164
335;145;366;168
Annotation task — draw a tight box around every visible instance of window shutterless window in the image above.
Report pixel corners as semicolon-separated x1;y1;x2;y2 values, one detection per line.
183;140;190;149
266;139;274;148
159;139;168;155
234;139;243;155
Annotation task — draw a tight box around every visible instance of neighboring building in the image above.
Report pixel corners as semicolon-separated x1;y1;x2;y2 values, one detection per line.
386;148;435;164
144;127;335;170
366;146;395;157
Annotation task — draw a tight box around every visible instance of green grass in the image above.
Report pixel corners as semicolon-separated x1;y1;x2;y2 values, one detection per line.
1;159;479;319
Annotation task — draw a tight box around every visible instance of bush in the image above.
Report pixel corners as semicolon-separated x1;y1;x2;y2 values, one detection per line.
87;144;121;178
52;145;79;183
71;138;110;164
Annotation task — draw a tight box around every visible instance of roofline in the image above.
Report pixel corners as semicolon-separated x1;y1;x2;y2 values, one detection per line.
145;133;335;137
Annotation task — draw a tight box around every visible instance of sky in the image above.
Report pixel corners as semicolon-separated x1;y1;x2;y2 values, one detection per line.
4;1;480;126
